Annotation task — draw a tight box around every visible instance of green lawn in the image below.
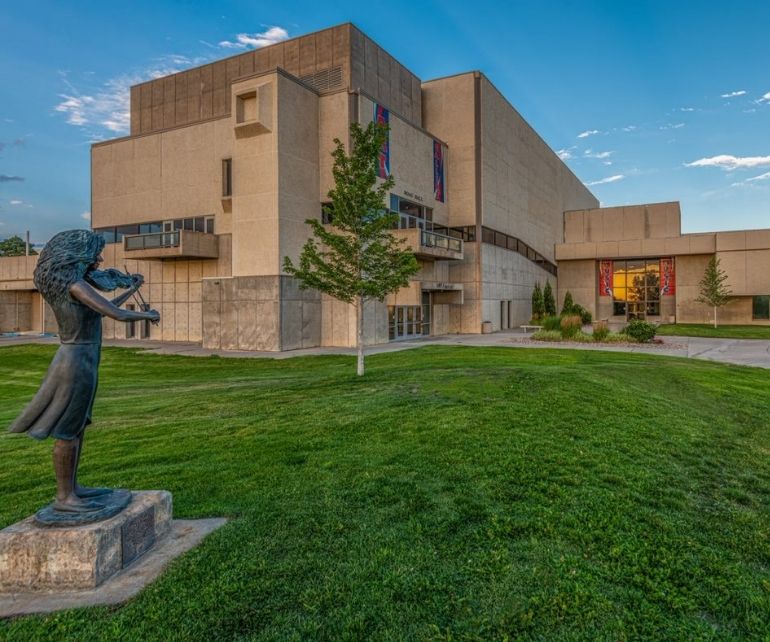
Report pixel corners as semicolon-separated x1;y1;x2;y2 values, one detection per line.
1;345;770;641
656;323;770;339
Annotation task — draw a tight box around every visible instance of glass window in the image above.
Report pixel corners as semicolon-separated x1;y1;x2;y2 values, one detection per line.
183;218;194;231
390;194;399;212
205;217;215;234
139;222;162;234
173;219;183;230
96;227;117;244
116;224;139;241
753;296;770;320
222;158;233;197
194;217;205;232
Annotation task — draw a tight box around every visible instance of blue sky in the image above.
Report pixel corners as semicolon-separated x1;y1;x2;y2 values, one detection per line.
1;0;768;243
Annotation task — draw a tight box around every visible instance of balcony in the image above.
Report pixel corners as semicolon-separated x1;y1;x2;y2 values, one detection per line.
123;230;219;259
393;228;463;261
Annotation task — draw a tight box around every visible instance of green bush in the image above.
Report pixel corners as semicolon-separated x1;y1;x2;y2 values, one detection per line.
623;319;657;343
530;329;562;342
543;315;562;331
561;291;575;316
531;283;545;321
592;321;610;342
560;314;583;338
543;281;556;316
571;304;592;325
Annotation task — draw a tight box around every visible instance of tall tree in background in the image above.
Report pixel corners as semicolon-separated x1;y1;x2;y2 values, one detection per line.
531;283;545;321
543;281;556;316
284;122;419;376
696;256;731;328
0;235;36;257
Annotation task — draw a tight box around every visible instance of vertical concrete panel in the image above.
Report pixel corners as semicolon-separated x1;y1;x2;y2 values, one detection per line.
284;39;300;76
175;74;187;125
200;66;213;119
255;48;270;73
299;36;316;76
317;28;333;68
151;80;164;131
239;51;255;77
130;86;141;135
163;77;176;129
186;67;201;123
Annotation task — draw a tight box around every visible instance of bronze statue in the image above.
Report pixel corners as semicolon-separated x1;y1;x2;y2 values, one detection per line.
7;230;159;524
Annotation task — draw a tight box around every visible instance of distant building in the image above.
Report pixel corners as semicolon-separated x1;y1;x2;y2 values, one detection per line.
1;24;768;340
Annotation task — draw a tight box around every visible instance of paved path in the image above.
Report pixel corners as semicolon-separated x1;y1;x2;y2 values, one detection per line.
4;331;770;369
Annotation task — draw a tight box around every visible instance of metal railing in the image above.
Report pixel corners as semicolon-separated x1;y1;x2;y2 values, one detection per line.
124;231;180;251
420;230;463;253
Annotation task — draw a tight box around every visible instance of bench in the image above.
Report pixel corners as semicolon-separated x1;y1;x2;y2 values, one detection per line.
520;325;543;333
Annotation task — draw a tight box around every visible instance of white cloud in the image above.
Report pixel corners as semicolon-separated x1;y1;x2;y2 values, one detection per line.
586;174;624;186
584;149;613;159
9;200;22;205
680;107;695;112
685;154;770;170
659;122;685;130
758;92;770;104
556;148;572;160
577;129;600;139
621;125;636;132
721;90;746;98
746;171;770;182
81;211;91;221
219;26;289;49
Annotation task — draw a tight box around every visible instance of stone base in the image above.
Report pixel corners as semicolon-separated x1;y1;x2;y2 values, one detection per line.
0;518;227;618
0;491;172;592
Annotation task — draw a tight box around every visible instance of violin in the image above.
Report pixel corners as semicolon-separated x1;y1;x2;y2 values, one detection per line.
86;268;138;292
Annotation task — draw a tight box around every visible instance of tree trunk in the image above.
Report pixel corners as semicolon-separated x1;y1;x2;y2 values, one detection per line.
714;305;717;329
356;295;365;376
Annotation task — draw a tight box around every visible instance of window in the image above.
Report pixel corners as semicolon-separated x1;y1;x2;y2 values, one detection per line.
611;259;661;319
753;296;770;320
139;222;162;234
222;158;233;197
205;217;215;234
116;224;139;241
96;227;117;244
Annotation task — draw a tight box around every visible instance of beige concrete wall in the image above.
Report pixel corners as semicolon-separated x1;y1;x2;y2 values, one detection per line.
100;235;231;343
564;202;681;244
422;73;478;228
0;291;33;332
0;255;37;291
350;26;422;127
318;92;352;199
92;118;233;231
130;24;353;135
277;73;320;277
557;259;596;320
478;76;598;263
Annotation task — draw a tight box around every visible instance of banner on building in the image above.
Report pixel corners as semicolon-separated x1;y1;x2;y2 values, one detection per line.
599;260;613;296
433;140;445;202
660;257;675;295
374;104;390;178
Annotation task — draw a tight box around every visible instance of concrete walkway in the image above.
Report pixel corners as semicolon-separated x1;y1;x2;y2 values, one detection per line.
4;331;770;369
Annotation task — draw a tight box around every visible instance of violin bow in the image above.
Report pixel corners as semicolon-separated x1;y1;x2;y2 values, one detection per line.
124;264;153;321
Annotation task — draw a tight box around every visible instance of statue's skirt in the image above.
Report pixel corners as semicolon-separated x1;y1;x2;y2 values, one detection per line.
8;343;100;441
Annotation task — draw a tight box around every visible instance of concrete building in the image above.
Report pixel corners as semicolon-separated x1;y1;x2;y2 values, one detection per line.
1;24;768;340
556;202;770;326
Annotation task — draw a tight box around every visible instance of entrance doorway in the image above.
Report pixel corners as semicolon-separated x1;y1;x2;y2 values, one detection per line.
388;293;432;341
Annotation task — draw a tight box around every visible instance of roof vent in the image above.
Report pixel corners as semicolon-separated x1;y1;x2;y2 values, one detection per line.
299;65;343;92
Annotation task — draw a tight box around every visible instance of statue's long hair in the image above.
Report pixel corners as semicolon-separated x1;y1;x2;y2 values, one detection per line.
33;230;105;307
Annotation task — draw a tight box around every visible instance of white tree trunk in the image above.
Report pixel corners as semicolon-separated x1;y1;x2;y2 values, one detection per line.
714;305;717;329
356;295;365;376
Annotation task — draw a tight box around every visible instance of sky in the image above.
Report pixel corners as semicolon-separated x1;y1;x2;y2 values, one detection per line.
1;0;769;244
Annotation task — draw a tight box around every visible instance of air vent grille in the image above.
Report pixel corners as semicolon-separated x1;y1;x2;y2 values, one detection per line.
299;65;344;93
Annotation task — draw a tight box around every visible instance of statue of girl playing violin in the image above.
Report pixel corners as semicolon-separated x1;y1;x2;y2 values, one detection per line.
8;230;160;523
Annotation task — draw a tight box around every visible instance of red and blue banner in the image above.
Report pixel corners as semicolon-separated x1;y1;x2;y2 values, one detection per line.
374;104;390;178
599;260;613;296
433;140;445;202
660;257;675;295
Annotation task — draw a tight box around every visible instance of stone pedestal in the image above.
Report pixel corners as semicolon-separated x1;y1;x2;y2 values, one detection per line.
0;491;171;592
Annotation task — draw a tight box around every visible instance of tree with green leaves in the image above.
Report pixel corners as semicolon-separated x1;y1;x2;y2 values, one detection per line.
0;235;36;257
543;281;556;316
531;282;545;321
284;121;419;376
696;256;731;328
561;290;575;316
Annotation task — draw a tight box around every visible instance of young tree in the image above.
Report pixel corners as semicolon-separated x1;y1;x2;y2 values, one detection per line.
283;122;419;376
696;256;731;328
543;281;556;316
0;235;36;257
531;283;545;321
561;291;575;316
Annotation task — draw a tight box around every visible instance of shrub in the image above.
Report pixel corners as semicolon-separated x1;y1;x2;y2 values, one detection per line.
592;321;610;342
571;304;592;325
622;319;657;343
543;315;562;331
560;314;583;338
543;281;556;316
531;330;562;342
531;283;545;321
561;291;575;316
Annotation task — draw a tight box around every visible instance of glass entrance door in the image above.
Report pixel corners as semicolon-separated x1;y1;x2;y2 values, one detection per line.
388;302;430;341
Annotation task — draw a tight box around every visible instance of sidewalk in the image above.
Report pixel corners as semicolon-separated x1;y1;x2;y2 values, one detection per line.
4;330;770;369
